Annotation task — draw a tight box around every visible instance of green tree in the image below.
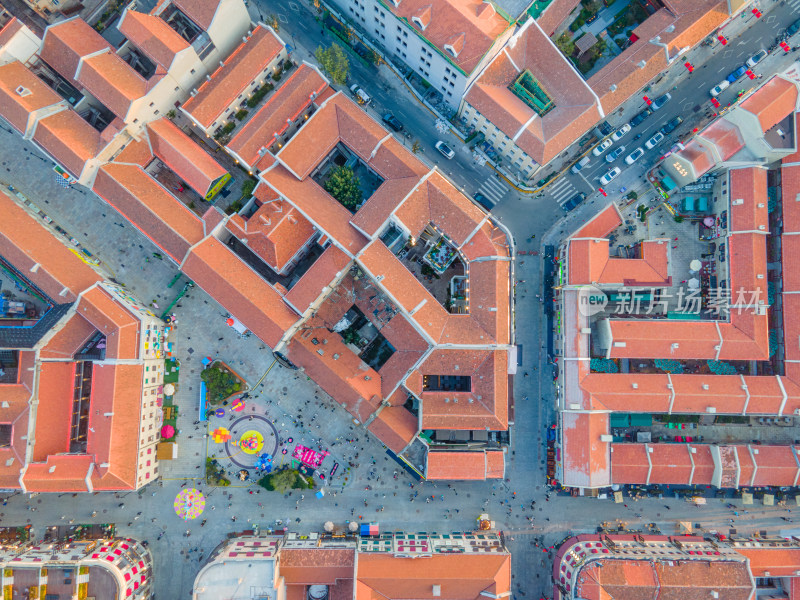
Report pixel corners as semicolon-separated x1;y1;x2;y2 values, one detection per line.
324;166;362;210
315;44;350;85
201;366;237;404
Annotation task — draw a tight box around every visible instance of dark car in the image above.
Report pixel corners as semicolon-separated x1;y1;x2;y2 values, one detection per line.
726;66;747;83
660;116;683;135
474;193;493;211
563;192;586;212
382;113;404;132
630;108;653;127
789;18;800;35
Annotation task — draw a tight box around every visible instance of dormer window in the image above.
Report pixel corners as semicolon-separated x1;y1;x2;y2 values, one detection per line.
444;45;458;58
412;16;426;30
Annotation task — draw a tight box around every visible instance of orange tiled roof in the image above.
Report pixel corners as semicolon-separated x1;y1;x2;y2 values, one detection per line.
182;25;284;129
561;412;609;488
146;118;228;196
736;547;800;577
751;445;800;487
0;61;62;135
740;75;798;133
114;138;153;167
282;244;350;316
117;9;189;70
648;444;693;485
699;118;745;162
0;17;23;47
40;312;97;360
609;443;650;484
366;406;418;454
171;0;220;30
568;238;670;286
279;548;355;585
781;163;800;233
728;167;769;233
426;450;503;480
77;286;140;360
93;163;205;263
384;0;511;75
485;450;505;479
225;186;317;275
356;552;510;600
31;361;74;462
227;63;330;169
22;455;94;493
0;189;102;302
76;50;147;119
182;237;299;347
571;203;623;239
40;17;112;84
87;363;144;490
32;109;103;179
465;19;601;164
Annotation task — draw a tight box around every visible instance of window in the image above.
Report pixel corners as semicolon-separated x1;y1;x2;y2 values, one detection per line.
154;110;159;115
133;118;139;124
174;86;180;92
190;68;196;74
149;102;154;107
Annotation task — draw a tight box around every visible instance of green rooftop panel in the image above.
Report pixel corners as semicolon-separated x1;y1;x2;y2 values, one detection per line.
510;69;555;117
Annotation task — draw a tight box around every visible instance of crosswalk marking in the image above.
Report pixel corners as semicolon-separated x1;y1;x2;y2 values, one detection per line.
789;0;800;12
476;176;508;204
547;178;579;205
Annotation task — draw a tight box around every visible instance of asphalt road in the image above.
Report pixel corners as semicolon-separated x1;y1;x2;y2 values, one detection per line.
1;1;800;599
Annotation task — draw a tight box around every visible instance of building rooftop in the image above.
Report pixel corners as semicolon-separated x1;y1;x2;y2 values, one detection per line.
0;61;63;135
32;108;103;179
39;17;113;85
76;50;147;120
117;9;189;71
181;24;284;129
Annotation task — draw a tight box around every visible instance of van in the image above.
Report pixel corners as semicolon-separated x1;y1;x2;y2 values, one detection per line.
571;156;590;174
349;84;371;106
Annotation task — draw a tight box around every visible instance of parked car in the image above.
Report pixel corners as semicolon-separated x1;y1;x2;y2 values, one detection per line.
645;131;665;149
746;49;768;67
382;113;403;132
605;145;626;163
710;80;730;97
349;83;371;105
611;124;631;141
571;156;591;174
562;192;586;212
592;139;613;156
599;167;621;185
660;116;683;135
630;108;653;127
625;147;644;165
789;18;800;35
726;66;747;83
473;193;493;211
435;140;455;159
651;93;671;111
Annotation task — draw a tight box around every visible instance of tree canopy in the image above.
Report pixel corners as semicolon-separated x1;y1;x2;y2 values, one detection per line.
324;165;363;210
315;44;350;85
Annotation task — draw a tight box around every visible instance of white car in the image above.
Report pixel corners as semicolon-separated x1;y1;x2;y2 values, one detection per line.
746;49;768;67
625;147;644;165
645;132;665;150
435;140;455;159
592;139;613;156
611;124;631;142
599;167;621;185
605;145;626;163
710;80;730;97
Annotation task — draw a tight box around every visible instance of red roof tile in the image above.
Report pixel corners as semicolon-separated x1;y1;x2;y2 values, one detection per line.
736;547;800;577
182;237;299;347
366;406;418;454
114;138;153;167
0;61;62;135
182;25;284;128
571;203;623;239
383;0;511;75
146;118;228;196
31;362;74;462
728;167;769;233
699;118;745;162
751;445;800;487
561;412;610;488
32;109;103;179
465;19;601;164
690;444;715;485
117;9;188;69
648;444;693;484
740;76;798;133
40;312;97;360
93;163;205;263
88;363;144;490
171;0;220;29
77;286;140;360
781;163;800;233
0;17;23;48
283;245;350;315
76;50;146;119
227;63;330;169
426;451;501;480
0;188;102;301
610;443;650;484
23;455;93;493
40;17;112;84
225;187;317;274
